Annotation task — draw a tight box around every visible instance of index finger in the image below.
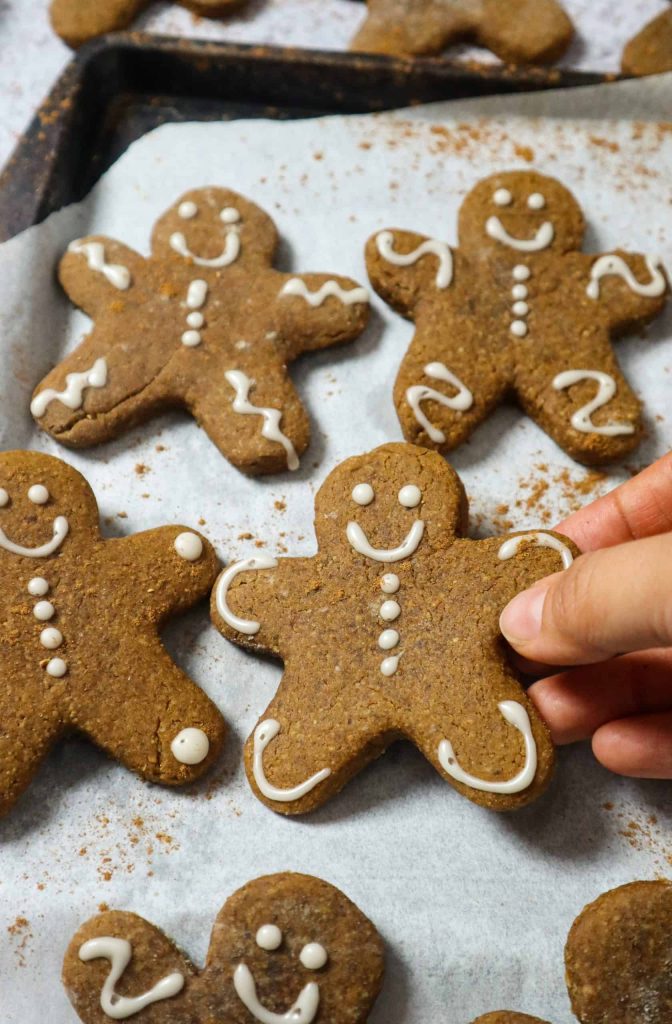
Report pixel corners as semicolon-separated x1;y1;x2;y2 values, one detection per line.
556;452;672;551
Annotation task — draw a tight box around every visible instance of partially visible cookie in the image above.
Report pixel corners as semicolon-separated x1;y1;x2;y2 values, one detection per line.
351;0;573;62
622;11;672;76
63;873;385;1023
50;0;250;48
472;1016;548;1024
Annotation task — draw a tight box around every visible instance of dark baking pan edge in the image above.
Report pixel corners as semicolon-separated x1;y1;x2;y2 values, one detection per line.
0;33;612;242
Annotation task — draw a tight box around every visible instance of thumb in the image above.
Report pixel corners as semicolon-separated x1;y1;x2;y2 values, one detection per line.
499;533;672;665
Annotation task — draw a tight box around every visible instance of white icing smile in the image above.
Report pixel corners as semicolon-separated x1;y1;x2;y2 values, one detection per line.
234;964;320;1024
346;519;425;563
0;515;69;558
169;209;241;268
485;216;554;253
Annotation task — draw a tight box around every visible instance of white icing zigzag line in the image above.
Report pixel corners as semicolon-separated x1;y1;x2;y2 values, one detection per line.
552;370;635;437
587;254;666;300
169;227;240;268
253;719;331;803
438;701;537;795
0;516;69;558
376;231;453;289
233;964;320;1024
280;278;369;307
68;241;131;290
31;358;108;418
215;555;278;635
406;362;473;444
78;937;184;1020
485;217;554;253
346;520;425;563
225;370;300;471
497;531;574;570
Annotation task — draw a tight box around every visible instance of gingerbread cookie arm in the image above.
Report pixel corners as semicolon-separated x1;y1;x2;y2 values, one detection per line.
211;556;304;657
351;0;475;55
584;249;669;334
58;236;146;319
477;0;573;64
365;229;454;317
49;0;147;47
622;10;672;76
64;910;196;1024
271;272;370;360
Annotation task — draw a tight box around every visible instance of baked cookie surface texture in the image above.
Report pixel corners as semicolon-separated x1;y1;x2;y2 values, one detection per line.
50;0;250;48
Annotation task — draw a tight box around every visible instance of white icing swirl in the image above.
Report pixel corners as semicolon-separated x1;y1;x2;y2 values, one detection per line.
78;937;184;1020
438;701;537;794
225;370;299;471
587;254;666;299
406;362;473;444
497;531;574;570
68;241;131;290
280;279;369;307
552;370;635;437
376;231;453;289
252;719;331;803
215;555;278;635
31;358;108;418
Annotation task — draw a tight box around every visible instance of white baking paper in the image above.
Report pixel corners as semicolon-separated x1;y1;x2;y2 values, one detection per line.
0;75;671;1023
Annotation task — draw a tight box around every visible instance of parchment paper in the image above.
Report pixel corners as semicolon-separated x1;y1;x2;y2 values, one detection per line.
0;75;671;1023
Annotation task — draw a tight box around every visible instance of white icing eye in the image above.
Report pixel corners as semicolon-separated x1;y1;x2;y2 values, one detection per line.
174;532;203;561
527;193;546;210
300;943;328;970
220;207;241;224
256;924;283;951
0;488;8;507
398;484;421;508
493;189;513;207
28;484;49;505
352;483;374;506
178;201;198;219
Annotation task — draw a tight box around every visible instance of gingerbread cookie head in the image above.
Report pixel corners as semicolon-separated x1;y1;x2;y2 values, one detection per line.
63;873;384;1024
458;171;585;262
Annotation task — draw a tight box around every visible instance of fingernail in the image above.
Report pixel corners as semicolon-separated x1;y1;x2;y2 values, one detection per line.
500;585;548;644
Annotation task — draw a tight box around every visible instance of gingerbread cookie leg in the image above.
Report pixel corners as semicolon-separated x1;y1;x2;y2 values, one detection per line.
477;0;573;65
622;10;672;76
351;0;474;56
0;699;62;818
49;0;148;48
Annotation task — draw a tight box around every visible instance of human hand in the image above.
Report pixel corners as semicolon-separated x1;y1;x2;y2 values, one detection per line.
499;452;672;778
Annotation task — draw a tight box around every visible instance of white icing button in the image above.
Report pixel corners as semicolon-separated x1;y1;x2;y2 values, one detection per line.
220;207;241;223
178;201;198;219
256;924;282;951
512;265;531;282
40;627;63;650
493;188;513;207
186;311;204;328
352;483;374;506
398;484;422;508
46;658;67;678
0;488;9;507
174;532;203;561
28;577;49;597
380;573;400;595
300;943;328;970
512;301;529;316
170;727;209;765
33;600;55;621
511;320;528;337
380;600;401;622
380;655;401;676
528;193;546;210
512;284;528;300
378;629;400;651
27;484;50;505
181;330;202;347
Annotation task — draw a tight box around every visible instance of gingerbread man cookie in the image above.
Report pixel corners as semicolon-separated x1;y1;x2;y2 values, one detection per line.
0;449;225;818
472;879;672;1024
63;872;384;1023
622;10;672;76
350;0;573;62
366;170;669;466
211;442;579;815
32;188;369;475
50;0;250;48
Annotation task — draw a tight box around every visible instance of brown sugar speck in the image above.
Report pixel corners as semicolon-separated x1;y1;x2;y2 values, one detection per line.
514;144;534;163
135;463;149;476
98;902;110;913
274;500;286;512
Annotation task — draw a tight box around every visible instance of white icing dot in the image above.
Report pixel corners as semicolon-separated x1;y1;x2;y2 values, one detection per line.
352;483;374;506
40;627;63;650
378;629;400;651
0;488;8;507
186;311;204;328
512;265;531;282
398;484;422;508
170;727;209;765
493;188;513;207
220;207;241;224
380;573;400;594
33;600;55;621
28;484;49;505
178;201;198;219
511;320;528;337
174;532;203;561
181;330;202;347
28;577;49;597
46;657;67;678
528;193;546;210
300;943;328;970
380;655;401;676
256;924;282;951
512;284;528;300
512;301;529;316
380;600;401;622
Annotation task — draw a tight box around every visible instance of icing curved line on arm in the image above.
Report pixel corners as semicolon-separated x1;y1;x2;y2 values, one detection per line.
375;231;453;289
587;254;666;299
215;555;279;635
78;937;184;1020
68;241;131;290
497;531;574;570
346;520;425;563
225;370;300;471
234;963;320;1024
253;719;331;802
0;516;69;558
406;362;473;443
280;278;369;306
552;370;635;437
438;701;537;795
31;358;108;418
485;217;554;253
